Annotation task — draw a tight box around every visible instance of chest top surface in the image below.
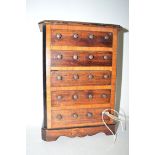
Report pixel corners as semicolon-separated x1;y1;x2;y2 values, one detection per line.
39;20;122;32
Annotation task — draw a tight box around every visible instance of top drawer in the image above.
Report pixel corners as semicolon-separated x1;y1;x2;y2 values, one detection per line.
51;29;113;47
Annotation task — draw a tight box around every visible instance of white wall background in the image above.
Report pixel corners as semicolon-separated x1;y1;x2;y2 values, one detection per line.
26;0;129;127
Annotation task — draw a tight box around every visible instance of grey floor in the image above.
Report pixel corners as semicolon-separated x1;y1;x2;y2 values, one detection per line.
26;121;128;155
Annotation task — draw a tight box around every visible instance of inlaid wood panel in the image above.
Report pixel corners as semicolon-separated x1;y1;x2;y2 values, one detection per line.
51;50;112;66
51;86;112;91
50;46;113;51
51;89;111;106
51;66;113;71
51;70;112;87
51;29;113;47
51;108;110;129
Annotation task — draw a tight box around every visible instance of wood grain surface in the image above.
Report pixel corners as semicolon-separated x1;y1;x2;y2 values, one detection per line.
51;50;112;66
46;25;52;129
50;46;113;51
39;20;121;141
51;70;112;87
50;107;111;129
39;20;121;32
42;124;116;141
51;29;113;47
51;66;113;71
50;85;112;91
110;29;118;112
51;89;111;106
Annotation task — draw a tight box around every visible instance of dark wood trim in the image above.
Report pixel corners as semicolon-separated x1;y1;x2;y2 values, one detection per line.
42;124;116;141
42;24;47;128
38;20;123;32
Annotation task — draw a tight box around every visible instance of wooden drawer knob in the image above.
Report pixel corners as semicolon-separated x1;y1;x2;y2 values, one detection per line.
88;55;94;60
101;94;107;98
73;74;79;80
88;94;93;99
103;55;108;60
88;34;94;39
72;94;78;100
103;74;109;79
56;33;62;39
87;112;93;118
104;35;109;40
73;33;79;39
88;74;94;79
57;75;63;80
73;55;78;60
57;95;62;100
57;54;63;59
56;114;63;120
72;113;78;118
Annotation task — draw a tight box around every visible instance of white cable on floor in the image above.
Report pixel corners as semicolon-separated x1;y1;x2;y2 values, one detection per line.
102;108;126;143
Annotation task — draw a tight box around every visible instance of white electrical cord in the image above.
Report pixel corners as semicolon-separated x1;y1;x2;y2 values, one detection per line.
102;108;126;143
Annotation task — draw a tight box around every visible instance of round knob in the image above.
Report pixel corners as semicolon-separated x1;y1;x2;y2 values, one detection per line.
73;74;79;80
101;94;107;98
72;113;78;118
73;55;78;60
88;94;93;99
57;54;63;59
73;33;79;39
57;95;62;100
88;55;94;60
56;114;62;120
109;32;112;36
87;112;93;118
104;35;109;40
72;94;78;100
103;74;109;79
103;55;108;60
56;33;62;39
57;75;63;80
88;34;94;39
88;74;94;79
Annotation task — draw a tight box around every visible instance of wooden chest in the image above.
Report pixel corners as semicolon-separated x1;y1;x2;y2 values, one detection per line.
39;20;122;141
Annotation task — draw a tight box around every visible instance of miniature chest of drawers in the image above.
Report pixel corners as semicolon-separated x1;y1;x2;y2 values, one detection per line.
39;20;122;141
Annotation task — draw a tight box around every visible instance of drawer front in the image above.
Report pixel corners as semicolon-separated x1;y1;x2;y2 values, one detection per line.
51;51;112;66
51;108;111;128
51;89;111;106
51;29;113;47
51;70;111;87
